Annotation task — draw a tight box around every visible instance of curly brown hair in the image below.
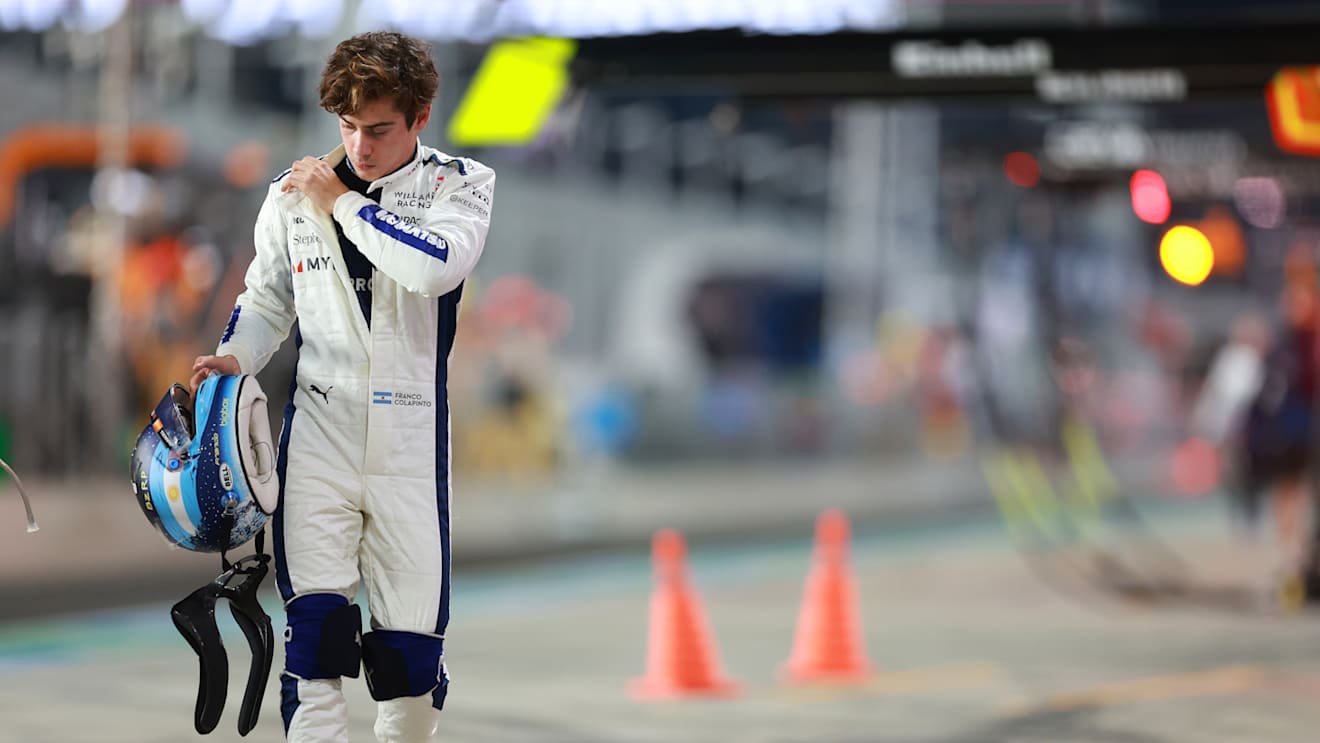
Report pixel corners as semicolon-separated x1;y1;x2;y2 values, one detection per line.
319;31;439;127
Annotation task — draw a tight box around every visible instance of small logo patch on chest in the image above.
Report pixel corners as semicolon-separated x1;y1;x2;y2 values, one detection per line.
293;256;334;274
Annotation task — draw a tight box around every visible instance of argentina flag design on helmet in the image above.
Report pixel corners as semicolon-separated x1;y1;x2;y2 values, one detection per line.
130;374;279;552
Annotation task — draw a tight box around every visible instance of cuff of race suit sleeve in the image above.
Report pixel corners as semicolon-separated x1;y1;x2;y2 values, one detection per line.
215;344;255;378
332;191;373;230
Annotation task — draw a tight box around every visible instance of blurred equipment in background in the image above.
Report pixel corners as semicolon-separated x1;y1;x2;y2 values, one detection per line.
0;120;269;476
0;123;186;230
0;123;191;474
981;333;1213;610
0;456;39;533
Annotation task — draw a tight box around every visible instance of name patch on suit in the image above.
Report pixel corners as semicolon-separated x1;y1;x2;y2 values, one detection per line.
372;391;433;408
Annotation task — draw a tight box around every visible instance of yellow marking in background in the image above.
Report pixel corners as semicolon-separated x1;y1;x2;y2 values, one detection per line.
778;662;1004;701
1002;449;1065;539
1059;420;1105;539
1277;574;1306;615
1063;418;1117;505
984;453;1032;541
1260;670;1320;696
1000;666;1263;716
985;421;1122;544
1018;452;1062;532
864;662;1004;694
447;38;576;147
985;449;1065;541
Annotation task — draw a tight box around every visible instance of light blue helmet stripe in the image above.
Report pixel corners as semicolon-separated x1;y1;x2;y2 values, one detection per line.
194;375;220;435
149;454;193;547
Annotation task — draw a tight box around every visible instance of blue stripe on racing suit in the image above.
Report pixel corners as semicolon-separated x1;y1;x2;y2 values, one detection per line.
431;282;460;711
221;307;241;343
355;204;449;261
427;155;467;175
273;329;302;601
435;281;461;635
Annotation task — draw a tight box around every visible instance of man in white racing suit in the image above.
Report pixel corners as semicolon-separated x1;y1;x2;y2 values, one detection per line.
191;31;494;742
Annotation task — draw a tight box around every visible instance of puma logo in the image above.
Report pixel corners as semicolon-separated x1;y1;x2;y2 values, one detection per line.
309;384;332;404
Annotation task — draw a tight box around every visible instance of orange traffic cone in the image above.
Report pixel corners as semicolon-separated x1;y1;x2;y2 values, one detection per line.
780;509;872;684
629;529;740;700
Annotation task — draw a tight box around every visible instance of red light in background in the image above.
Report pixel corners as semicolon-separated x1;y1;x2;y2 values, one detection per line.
1003;151;1039;187
1130;169;1171;224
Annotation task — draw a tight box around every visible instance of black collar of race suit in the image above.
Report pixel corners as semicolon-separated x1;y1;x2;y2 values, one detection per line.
342;142;422;191
170;530;274;737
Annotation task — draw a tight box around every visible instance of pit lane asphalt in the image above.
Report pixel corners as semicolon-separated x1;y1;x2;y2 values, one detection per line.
2;502;1319;743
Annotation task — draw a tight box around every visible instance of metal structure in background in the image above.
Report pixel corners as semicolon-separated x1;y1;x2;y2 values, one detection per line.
0;0;907;44
86;9;132;472
824;103;940;438
571;22;1320;103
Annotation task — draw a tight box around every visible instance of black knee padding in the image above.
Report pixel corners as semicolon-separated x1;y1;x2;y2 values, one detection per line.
319;604;362;678
361;629;445;702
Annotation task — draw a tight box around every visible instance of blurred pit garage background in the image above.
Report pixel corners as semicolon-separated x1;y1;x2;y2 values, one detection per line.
6;1;1320;741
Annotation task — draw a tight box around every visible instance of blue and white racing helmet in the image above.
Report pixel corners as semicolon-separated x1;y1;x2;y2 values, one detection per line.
130;374;278;552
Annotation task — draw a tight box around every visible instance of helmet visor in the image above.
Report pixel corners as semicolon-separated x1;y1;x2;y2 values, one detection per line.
150;384;195;454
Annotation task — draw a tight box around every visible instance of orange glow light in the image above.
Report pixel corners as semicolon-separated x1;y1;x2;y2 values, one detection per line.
1266;67;1320;157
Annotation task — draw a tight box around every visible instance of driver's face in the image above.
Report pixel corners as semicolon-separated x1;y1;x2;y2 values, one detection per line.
338;98;431;182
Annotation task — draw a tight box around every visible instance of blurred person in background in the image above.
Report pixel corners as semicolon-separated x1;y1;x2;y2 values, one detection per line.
974;194;1063;454
455;276;569;477
1188;311;1270;526
1239;278;1318;595
975;192;1123;548
120;221;222;413
190;31;495;743
915;325;974;460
